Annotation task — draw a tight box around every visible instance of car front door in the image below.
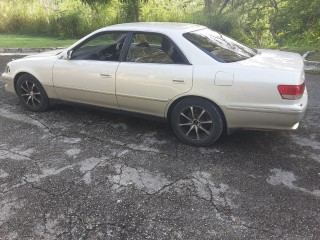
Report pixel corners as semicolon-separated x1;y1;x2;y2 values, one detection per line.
116;32;193;117
53;32;127;108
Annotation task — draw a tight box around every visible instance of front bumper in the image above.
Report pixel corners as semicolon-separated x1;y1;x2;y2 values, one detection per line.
1;72;15;93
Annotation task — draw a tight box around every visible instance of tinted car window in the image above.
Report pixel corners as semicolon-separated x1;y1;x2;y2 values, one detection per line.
183;28;257;63
72;32;126;61
126;33;186;64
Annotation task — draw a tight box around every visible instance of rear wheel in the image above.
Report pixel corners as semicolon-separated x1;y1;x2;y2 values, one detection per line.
171;98;223;146
16;74;49;112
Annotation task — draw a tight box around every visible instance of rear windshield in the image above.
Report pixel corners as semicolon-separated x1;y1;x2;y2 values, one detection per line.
183;28;257;63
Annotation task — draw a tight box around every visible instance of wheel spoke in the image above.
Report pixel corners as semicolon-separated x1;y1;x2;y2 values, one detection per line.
200;120;213;124
199;125;210;135
197;110;206;120
34;92;41;95
25;81;31;91
21;85;29;92
21;93;31;97
185;125;195;136
180;112;192;122
33;96;41;104
26;96;32;104
31;97;36;108
179;122;193;126
190;106;195;119
31;84;36;91
195;126;200;140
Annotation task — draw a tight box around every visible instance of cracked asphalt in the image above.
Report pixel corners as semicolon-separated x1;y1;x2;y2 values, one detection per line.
0;55;319;240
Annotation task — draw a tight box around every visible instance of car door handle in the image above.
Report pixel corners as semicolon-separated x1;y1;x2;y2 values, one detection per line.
100;73;112;78
172;78;185;83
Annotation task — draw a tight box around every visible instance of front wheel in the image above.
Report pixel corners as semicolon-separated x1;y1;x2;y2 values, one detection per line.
171;98;224;146
16;74;49;112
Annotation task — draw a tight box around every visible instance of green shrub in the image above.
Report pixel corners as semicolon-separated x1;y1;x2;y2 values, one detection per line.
55;11;83;38
0;0;318;50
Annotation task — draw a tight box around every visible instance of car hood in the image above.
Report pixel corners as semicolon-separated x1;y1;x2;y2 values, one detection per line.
23;49;65;58
238;49;304;72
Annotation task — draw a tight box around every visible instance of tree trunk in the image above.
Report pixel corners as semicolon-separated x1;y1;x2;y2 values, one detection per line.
268;0;281;45
219;0;230;14
204;0;212;12
134;0;141;22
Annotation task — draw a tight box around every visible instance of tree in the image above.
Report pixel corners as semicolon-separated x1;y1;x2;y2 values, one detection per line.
218;0;230;13
81;0;112;13
204;0;213;12
84;0;148;22
120;0;148;22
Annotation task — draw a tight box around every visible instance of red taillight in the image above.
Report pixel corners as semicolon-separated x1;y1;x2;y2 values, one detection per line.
278;82;305;100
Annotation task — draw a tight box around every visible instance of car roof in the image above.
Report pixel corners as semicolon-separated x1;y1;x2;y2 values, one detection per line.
99;22;205;34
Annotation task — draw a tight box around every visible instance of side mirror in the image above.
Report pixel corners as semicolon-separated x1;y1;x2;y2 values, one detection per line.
62;50;72;60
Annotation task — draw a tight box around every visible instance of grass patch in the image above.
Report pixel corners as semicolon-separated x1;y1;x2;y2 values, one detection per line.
305;70;320;75
0;34;77;48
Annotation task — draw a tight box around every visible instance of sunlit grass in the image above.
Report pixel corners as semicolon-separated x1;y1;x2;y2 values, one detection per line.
0;34;77;48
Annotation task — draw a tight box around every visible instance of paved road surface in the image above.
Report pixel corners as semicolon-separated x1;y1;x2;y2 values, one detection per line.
0;56;319;239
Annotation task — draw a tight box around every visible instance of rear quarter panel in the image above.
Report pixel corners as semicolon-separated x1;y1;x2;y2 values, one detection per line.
168;58;305;130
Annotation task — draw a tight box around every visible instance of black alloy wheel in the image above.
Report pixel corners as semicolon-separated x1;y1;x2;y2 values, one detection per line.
16;74;49;112
171;98;224;146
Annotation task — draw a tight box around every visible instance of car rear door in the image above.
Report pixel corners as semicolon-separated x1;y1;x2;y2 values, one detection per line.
116;32;193;117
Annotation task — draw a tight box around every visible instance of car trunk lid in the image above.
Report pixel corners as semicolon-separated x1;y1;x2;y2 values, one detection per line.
238;49;304;73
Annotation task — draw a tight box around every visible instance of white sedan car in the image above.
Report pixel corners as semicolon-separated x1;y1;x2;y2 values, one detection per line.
2;22;307;146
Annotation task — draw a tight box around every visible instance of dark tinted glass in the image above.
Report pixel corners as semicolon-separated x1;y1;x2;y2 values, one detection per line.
72;32;126;61
183;28;257;63
126;33;186;64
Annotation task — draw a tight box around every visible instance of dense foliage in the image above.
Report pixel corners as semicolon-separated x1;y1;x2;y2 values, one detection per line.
0;0;319;47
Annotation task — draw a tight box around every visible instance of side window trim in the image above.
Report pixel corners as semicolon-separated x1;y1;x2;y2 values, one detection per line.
121;31;191;65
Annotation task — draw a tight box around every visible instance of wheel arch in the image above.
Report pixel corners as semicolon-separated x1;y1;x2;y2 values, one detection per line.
166;95;228;131
14;72;42;93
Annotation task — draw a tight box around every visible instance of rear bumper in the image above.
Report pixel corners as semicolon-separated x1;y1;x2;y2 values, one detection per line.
224;90;308;130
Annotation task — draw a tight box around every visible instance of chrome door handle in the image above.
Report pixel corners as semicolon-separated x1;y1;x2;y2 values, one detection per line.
100;73;112;78
172;78;185;83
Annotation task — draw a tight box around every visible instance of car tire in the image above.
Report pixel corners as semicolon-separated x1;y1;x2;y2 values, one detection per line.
171;97;223;146
16;74;49;112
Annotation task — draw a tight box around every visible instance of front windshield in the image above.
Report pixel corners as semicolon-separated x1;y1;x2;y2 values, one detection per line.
183;28;257;63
